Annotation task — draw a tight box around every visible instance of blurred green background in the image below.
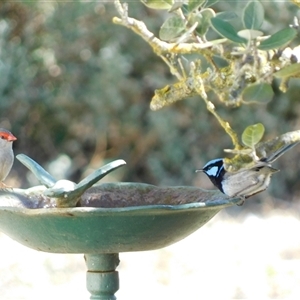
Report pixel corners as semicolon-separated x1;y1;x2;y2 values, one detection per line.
1;1;300;206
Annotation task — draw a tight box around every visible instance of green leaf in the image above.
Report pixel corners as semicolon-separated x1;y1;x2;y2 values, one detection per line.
258;28;297;50
141;0;173;10
159;16;186;41
242;83;274;103
191;8;215;36
274;63;300;78
188;0;206;12
210;17;247;44
242;0;264;30
242;123;265;148
216;11;238;21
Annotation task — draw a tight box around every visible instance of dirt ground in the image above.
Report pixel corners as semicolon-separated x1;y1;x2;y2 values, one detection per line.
1;205;300;300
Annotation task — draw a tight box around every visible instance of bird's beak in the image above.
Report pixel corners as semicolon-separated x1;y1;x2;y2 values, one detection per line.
8;134;17;142
195;169;203;173
270;167;279;174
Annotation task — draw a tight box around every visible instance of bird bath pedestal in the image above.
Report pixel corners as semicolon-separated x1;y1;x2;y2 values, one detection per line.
0;183;240;299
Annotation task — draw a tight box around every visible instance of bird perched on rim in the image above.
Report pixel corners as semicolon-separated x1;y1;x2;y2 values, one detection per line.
197;158;278;201
196;130;300;204
0;128;17;187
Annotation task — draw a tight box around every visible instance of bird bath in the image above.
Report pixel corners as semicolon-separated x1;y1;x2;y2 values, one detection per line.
0;183;240;299
0;191;236;254
0;154;240;299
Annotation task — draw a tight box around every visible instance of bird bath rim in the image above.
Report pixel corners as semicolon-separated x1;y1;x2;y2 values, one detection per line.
0;194;238;254
0;194;237;213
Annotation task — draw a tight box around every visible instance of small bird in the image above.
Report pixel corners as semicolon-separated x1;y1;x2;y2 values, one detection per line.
0;128;17;186
197;158;278;200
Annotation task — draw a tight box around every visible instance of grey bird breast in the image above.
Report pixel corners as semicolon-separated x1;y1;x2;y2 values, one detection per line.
0;148;14;181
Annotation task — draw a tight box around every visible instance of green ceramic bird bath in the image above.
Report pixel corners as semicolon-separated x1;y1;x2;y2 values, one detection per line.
0;184;239;299
0;154;241;299
0;197;235;254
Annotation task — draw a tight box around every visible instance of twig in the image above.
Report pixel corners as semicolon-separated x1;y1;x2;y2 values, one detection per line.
112;0;225;56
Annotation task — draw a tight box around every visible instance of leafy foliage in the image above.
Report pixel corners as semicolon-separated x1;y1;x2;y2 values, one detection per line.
242;123;265;149
159;15;186;40
242;0;264;30
210;17;247;43
242;83;274;104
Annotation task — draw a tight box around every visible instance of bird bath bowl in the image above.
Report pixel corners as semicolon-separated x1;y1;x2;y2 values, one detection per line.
0;201;225;254
0;183;240;299
0;154;241;299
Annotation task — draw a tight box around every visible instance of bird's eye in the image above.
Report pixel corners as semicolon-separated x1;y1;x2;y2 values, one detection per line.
0;136;4;139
